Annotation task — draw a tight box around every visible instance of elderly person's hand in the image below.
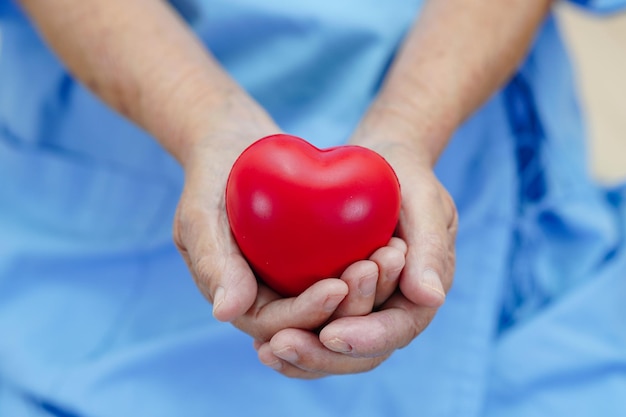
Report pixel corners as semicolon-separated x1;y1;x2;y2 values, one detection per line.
174;117;412;376
251;0;553;376
254;111;458;378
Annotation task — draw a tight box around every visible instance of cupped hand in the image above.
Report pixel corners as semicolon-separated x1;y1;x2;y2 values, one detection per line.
171;107;406;356
320;139;458;355
172;97;456;379
254;237;405;377
256;119;458;378
173;118;271;324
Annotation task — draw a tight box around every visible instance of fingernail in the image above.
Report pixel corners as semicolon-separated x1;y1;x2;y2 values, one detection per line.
274;346;298;363
358;274;377;297
323;294;345;312
266;360;283;371
325;337;352;353
212;286;225;316
420;269;446;300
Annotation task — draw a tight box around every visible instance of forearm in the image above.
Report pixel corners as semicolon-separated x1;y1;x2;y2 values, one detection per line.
358;0;552;165
17;0;274;166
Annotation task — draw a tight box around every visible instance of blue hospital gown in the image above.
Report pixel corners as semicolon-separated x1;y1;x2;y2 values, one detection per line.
1;0;625;416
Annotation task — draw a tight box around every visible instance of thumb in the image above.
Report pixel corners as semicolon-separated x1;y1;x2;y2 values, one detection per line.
174;202;258;322
398;179;457;308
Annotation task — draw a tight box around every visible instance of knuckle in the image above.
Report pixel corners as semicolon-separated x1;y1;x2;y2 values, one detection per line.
387;247;406;269
413;227;457;282
388;237;408;254
192;255;225;300
382;299;437;350
194;255;221;283
405;308;436;346
172;208;186;252
172;202;208;251
374;310;412;352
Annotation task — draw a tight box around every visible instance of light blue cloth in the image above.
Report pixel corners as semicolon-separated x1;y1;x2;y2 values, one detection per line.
1;1;625;416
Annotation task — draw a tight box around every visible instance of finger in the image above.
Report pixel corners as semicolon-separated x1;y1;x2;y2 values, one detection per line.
174;201;258;322
369;242;406;307
256;340;326;379
330;260;378;320
231;278;349;342
319;292;436;358
397;181;456;307
387;236;408;255
260;329;387;377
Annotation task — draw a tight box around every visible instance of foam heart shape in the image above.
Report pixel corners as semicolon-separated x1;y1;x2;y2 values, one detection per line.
225;134;401;297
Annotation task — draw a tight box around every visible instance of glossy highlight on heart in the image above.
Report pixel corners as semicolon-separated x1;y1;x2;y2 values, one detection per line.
225;134;401;297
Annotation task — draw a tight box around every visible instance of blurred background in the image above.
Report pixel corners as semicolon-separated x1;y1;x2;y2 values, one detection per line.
0;4;623;183
557;3;626;184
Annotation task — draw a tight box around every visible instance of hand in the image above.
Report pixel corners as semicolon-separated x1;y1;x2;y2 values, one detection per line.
172;101;278;323
173;128;342;334
172;102;404;357
254;237;407;377
254;115;458;378
319;137;458;355
172;100;411;378
176;135;409;361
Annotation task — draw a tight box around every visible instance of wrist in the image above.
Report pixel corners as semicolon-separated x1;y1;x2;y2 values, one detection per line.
151;75;279;169
352;95;455;168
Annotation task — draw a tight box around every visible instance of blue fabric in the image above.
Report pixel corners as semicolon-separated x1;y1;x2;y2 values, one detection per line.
1;1;626;416
568;0;626;14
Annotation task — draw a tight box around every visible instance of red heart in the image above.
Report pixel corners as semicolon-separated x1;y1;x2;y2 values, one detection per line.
225;134;401;297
